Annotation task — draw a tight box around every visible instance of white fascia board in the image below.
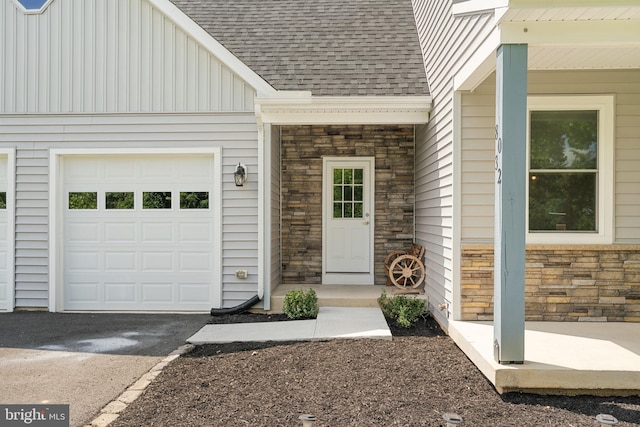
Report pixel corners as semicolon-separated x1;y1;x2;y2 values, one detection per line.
255;95;432;125
454;28;500;92
500;20;640;46
147;0;276;97
507;0;638;7
453;0;509;16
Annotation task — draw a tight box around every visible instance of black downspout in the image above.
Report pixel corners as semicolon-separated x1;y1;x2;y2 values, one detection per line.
210;294;261;316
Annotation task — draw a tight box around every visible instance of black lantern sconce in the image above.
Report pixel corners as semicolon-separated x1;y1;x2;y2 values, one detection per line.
234;163;247;187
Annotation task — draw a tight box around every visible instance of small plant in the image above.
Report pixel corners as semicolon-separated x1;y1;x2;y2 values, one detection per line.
282;288;319;320
378;291;427;328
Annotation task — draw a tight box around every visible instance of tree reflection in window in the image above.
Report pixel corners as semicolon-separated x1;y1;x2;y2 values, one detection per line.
69;192;97;209
143;192;172;209
106;192;134;210
529;110;598;232
180;192;209;209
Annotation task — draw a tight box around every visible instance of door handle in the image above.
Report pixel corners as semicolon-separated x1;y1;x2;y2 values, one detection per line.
363;221;370;225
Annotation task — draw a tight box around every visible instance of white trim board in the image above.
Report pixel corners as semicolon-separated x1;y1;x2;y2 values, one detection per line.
256;95;432;125
0;149;15;312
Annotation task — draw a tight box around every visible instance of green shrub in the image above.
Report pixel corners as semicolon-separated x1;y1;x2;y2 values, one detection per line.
378;291;427;328
282;289;319;320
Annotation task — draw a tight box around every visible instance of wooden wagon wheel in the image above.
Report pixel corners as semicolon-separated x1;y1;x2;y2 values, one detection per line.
384;250;408;285
389;254;425;289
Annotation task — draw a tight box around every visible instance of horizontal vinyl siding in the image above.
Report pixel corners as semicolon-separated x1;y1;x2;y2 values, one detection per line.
413;0;495;326
14;149;49;307
0;0;255;114
460;70;640;244
0;113;259;308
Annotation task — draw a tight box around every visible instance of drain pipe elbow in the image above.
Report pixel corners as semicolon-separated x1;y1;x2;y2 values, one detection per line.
210;294;261;316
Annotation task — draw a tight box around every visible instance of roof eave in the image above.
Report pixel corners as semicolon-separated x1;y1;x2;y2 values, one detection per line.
256;93;432;125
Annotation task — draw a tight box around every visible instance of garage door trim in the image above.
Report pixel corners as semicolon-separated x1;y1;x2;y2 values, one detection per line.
49;147;222;312
0;149;15;312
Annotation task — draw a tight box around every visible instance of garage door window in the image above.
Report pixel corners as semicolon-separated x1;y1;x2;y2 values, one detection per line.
0;192;5;209
69;192;97;209
180;192;209;209
106;192;134;210
143;192;172;209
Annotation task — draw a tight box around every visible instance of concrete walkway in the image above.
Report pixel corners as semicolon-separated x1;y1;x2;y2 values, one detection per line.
188;307;392;344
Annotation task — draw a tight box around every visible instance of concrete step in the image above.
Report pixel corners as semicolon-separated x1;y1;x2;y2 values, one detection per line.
269;284;388;313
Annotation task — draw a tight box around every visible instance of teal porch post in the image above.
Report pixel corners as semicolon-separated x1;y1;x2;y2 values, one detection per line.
494;44;527;364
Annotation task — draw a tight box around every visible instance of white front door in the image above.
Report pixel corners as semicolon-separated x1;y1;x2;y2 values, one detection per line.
323;157;374;284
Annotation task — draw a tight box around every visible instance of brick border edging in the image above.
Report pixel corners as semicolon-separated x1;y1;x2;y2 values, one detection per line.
85;344;195;427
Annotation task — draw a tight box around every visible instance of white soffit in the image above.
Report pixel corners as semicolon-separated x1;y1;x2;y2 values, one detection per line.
255;93;432;125
454;5;640;91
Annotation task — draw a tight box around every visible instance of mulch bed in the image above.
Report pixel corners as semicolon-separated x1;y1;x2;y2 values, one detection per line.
111;314;640;427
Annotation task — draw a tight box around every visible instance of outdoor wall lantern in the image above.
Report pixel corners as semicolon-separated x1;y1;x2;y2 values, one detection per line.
234;163;247;187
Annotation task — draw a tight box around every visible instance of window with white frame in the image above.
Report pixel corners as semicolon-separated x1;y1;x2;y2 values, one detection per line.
526;95;614;244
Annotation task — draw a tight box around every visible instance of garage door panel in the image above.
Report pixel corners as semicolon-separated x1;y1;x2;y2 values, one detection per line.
104;283;136;303
66;282;100;303
67;223;100;242
142;252;175;272
179;252;212;272
141;158;175;179
105;252;137;272
66;251;100;271
179;283;210;303
105;222;137;242
142;223;174;242
63;154;218;311
179;222;212;241
104;159;136;179
142;283;173;303
65;159;101;181
178;158;213;179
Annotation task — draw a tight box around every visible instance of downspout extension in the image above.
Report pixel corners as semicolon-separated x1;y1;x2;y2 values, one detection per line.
210;294;261;316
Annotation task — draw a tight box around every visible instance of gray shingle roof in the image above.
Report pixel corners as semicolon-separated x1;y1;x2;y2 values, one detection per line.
169;0;429;96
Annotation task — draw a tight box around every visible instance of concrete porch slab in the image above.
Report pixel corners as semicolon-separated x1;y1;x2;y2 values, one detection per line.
188;307;392;344
449;320;640;395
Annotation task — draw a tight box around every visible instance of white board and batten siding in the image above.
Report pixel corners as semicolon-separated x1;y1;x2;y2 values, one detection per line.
0;0;255;114
460;70;640;244
0;0;263;310
413;1;496;326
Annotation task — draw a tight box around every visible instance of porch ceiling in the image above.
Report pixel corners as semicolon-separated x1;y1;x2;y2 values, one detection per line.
453;5;640;91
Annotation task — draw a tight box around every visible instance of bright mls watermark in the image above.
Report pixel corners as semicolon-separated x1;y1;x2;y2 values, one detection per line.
1;405;69;426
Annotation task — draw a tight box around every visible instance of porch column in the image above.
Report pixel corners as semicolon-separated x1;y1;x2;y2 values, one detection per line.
494;44;527;364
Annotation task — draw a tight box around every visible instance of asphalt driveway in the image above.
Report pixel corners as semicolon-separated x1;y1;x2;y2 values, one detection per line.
0;311;209;427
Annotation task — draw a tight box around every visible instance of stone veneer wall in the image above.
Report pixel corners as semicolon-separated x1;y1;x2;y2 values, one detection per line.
461;245;640;322
281;125;415;285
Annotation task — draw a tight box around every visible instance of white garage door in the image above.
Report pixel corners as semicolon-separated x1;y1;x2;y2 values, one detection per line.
0;157;8;311
62;154;219;311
